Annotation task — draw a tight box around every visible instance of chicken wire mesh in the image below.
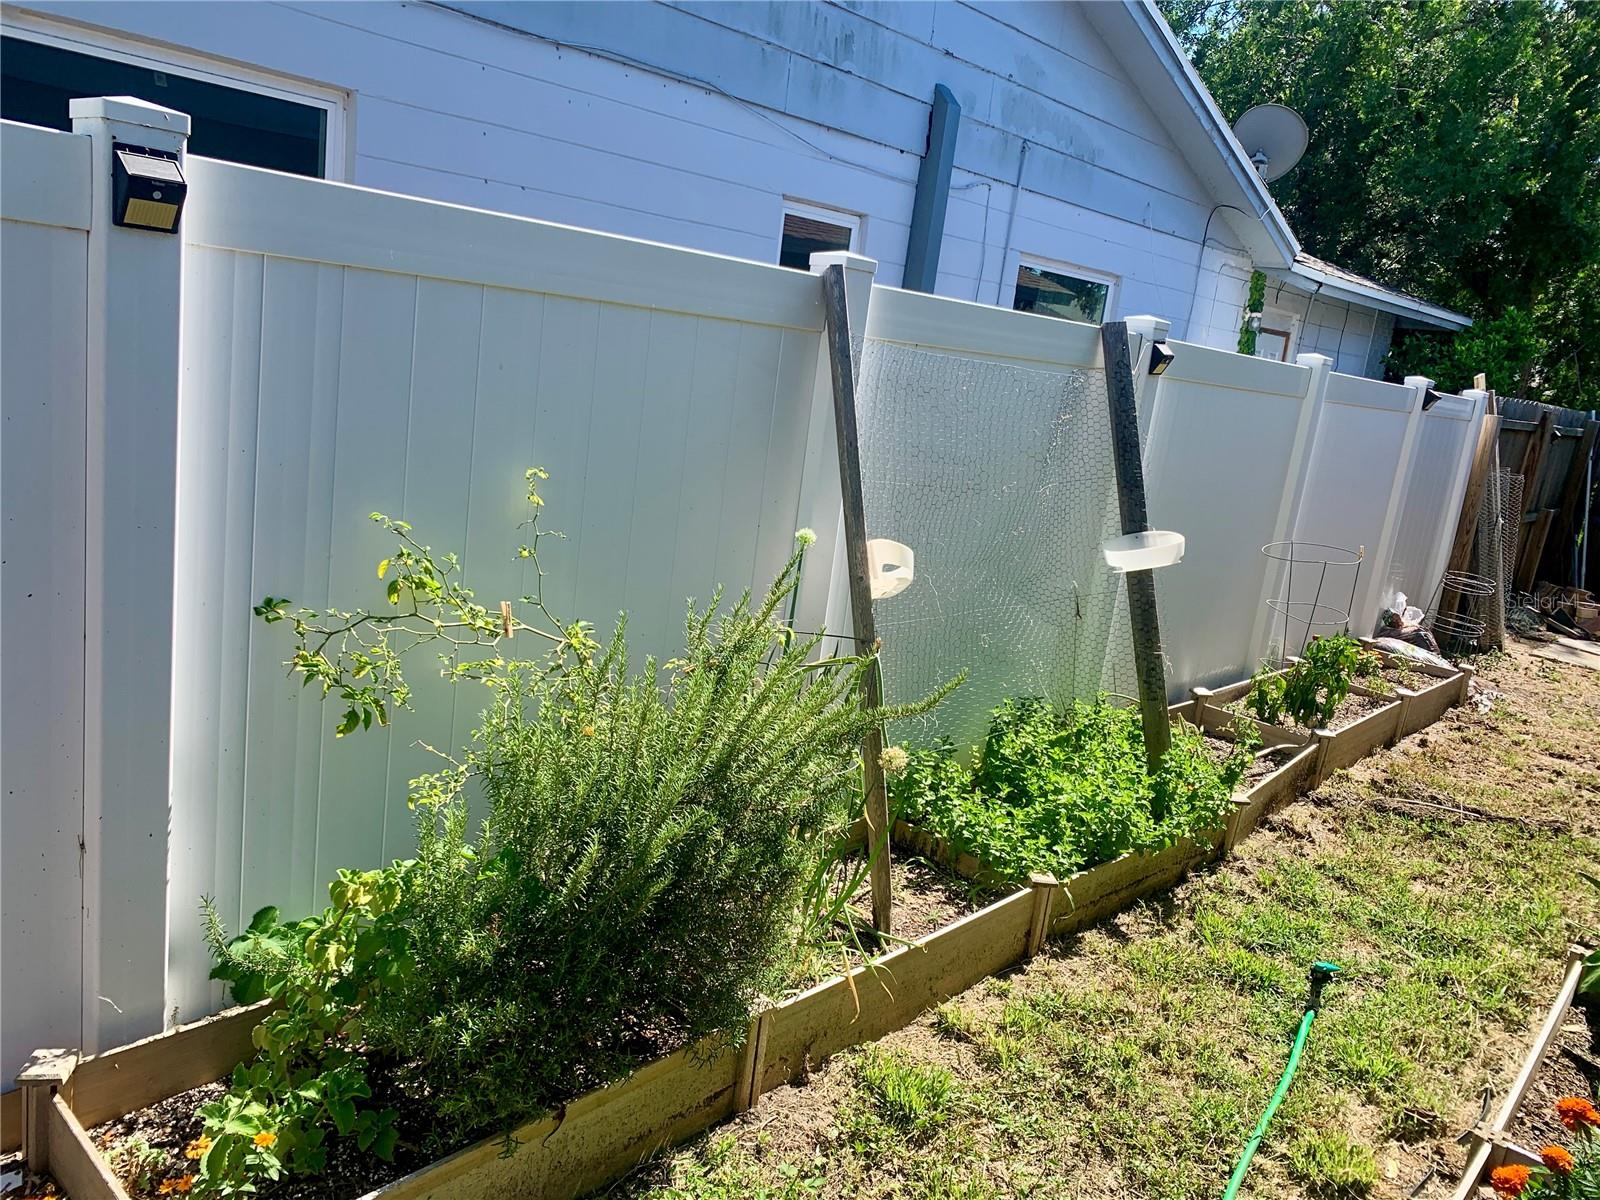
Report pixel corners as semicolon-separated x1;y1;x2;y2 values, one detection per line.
1474;469;1520;647
854;339;1145;751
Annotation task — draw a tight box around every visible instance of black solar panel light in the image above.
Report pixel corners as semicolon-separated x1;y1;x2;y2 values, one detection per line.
112;142;186;233
1148;339;1177;377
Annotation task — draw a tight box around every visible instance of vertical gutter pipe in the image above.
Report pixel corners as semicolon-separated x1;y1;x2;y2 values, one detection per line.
903;83;961;294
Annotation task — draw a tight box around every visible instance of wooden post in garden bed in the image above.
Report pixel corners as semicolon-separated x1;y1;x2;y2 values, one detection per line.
819;261;894;936
1100;320;1172;778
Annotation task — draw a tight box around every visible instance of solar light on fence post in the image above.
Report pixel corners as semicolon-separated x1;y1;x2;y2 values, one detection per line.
111;142;187;233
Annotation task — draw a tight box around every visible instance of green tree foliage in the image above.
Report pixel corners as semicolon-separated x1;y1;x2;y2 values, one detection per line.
1161;0;1600;399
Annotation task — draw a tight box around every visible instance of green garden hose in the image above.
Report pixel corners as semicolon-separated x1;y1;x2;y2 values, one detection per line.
1220;961;1342;1200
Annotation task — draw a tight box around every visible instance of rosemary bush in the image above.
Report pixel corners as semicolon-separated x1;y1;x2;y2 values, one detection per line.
244;472;956;1153
892;697;1252;881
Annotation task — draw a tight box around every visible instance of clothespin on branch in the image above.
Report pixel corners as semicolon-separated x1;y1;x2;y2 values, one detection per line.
500;601;514;640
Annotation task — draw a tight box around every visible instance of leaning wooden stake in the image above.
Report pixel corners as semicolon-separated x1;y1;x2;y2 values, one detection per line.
1100;321;1172;783
820;264;893;936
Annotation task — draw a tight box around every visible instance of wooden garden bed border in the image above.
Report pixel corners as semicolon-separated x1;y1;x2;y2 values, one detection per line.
14;687;1464;1199
1354;639;1473;739
1190;654;1472;786
1449;944;1592;1200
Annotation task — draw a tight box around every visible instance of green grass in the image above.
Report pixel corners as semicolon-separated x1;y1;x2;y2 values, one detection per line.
612;659;1600;1200
852;1051;957;1140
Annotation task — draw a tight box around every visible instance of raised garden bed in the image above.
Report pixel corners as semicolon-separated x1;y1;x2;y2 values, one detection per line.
1356;638;1472;739
1449;944;1595;1198
1192;668;1403;787
1193;716;1320;855
14;676;1466;1200
21;791;1321;1200
18;874;1056;1200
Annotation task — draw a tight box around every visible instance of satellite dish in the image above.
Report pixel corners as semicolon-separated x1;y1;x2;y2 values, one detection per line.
1232;104;1308;182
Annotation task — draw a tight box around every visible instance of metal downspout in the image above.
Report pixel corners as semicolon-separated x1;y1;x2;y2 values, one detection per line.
902;84;961;294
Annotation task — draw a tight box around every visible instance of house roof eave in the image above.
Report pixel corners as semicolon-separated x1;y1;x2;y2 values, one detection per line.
1085;1;1300;269
1271;258;1473;331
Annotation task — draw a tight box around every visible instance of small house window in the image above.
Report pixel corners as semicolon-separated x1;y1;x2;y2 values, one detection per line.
0;26;340;178
1011;260;1115;324
778;202;860;271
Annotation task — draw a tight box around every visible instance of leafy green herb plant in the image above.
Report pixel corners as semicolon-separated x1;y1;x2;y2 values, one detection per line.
245;473;958;1153
892;698;1252;882
1246;635;1378;729
194;865;411;1194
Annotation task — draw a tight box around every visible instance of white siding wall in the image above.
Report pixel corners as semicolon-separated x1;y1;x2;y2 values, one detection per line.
15;0;1277;352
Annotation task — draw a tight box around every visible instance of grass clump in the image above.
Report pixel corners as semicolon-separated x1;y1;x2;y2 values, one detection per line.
1286;1128;1377;1196
854;1051;956;1139
891;697;1253;880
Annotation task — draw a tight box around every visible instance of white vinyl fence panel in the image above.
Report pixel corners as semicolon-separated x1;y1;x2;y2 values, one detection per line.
165;157;839;1020
1139;343;1318;691
0;103;1495;1079
1;122;92;1081
1290;372;1422;641
1380;392;1485;613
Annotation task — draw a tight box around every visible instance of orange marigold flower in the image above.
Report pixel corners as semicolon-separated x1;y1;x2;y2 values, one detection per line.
158;1178;195;1195
1490;1165;1532;1198
184;1135;212;1159
252;1130;279;1148
1557;1095;1600;1131
1540;1144;1575;1174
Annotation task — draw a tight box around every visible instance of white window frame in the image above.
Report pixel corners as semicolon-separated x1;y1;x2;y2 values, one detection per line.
1004;251;1120;324
0;6;351;180
779;198;864;258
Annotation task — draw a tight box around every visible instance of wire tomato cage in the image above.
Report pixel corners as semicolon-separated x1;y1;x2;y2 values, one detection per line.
1260;540;1364;663
1424;569;1496;655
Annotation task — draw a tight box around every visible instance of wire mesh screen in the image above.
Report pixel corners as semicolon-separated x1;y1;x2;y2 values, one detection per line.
1475;469;1520;648
1476;469;1507;647
855;339;1142;751
1498;471;1524;597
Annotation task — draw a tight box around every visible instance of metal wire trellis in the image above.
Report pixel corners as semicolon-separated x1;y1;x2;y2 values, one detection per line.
1261;540;1364;661
854;339;1142;749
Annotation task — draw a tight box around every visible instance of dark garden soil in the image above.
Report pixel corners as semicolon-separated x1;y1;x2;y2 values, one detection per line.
793;853;992;990
1202;733;1299;787
886;853;990;943
89;1076;437;1200
1371;662;1437;694
1504;1003;1600;1152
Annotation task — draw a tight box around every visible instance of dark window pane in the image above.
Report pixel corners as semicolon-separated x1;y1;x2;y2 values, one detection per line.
1012;264;1110;324
778;211;852;271
1;35;326;177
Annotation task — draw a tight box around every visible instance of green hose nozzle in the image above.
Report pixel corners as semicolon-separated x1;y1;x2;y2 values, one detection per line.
1220;961;1343;1200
